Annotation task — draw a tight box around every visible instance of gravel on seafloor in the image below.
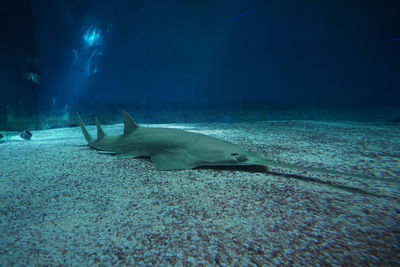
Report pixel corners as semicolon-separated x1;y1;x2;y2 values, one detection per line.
0;121;399;266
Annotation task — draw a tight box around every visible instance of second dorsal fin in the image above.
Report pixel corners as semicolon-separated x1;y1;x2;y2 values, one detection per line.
94;117;107;140
123;111;139;134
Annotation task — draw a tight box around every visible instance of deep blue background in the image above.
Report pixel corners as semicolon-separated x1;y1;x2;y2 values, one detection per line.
2;0;400;117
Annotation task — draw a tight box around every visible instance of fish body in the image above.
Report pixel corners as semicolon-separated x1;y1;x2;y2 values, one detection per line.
77;112;269;170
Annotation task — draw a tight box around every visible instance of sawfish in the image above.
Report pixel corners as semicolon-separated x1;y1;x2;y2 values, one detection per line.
76;112;398;184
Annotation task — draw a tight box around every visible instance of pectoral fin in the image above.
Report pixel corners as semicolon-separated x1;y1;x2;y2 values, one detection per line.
150;150;197;170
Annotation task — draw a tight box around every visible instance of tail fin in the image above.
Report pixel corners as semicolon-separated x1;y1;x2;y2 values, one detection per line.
76;112;94;143
122;111;139;134
94;117;106;140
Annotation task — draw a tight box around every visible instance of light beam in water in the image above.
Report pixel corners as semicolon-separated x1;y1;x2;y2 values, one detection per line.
83;26;101;47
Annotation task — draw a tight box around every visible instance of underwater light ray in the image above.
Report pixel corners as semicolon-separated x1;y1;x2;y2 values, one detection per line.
228;9;254;23
83;26;101;47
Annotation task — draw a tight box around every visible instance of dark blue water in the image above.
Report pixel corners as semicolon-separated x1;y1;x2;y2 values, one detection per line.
0;0;399;129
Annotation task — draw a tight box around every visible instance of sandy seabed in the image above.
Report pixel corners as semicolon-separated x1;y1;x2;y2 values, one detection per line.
0;120;399;266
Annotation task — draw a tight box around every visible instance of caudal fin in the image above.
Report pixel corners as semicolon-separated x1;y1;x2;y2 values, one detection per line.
76;112;94;143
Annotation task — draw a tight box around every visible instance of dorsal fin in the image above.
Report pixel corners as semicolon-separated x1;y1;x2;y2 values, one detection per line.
123;111;139;134
94;117;106;140
76;112;94;143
